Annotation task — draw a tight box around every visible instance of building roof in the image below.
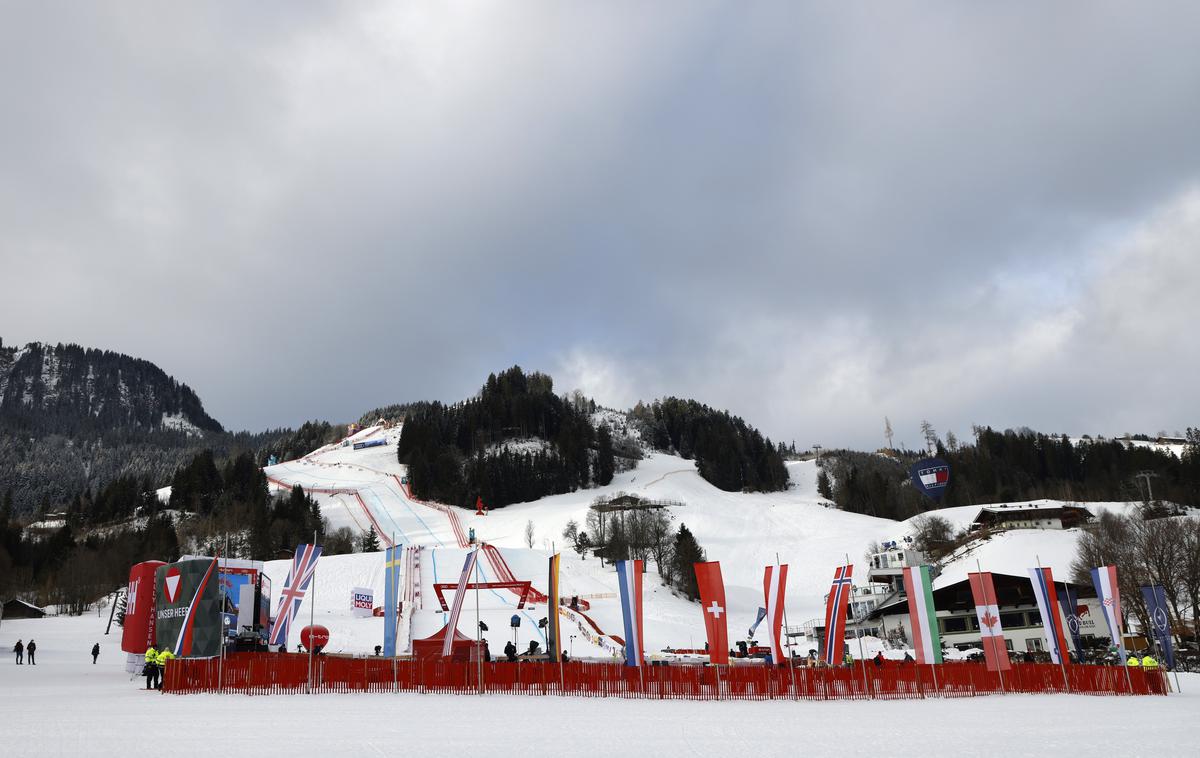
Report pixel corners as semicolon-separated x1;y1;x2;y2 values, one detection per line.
2;598;47;617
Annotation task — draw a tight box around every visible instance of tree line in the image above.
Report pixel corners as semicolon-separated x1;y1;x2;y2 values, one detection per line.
397;367;604;508
629;398;788;492
1071;509;1200;649
823;426;1200;521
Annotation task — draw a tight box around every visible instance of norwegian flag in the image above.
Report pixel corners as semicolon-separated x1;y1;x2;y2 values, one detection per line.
269;544;323;647
823;564;853;666
968;571;1011;672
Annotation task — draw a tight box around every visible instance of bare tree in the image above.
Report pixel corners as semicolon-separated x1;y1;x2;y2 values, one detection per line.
524;520;535;549
910;514;954;558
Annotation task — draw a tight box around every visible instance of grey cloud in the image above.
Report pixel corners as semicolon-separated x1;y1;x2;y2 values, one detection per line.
1;2;1198;446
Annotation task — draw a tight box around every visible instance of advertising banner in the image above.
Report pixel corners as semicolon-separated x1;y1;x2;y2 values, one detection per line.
352;587;374;618
120;560;165;654
155;558;222;657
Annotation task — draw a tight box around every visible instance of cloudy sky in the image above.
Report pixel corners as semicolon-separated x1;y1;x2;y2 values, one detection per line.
3;2;1199;449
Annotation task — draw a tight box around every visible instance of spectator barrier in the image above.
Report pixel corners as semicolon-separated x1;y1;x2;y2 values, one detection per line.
164;654;1168;699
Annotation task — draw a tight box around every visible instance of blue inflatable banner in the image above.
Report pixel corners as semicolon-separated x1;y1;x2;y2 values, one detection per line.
910;457;950;500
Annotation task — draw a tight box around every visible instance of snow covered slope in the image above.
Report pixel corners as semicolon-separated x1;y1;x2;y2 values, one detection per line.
260;426;1152;660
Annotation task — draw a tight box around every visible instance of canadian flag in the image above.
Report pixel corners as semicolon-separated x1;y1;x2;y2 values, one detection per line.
695;562;729;665
968;572;1011;671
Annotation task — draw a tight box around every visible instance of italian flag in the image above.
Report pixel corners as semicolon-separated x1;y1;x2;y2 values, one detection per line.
902;565;943;664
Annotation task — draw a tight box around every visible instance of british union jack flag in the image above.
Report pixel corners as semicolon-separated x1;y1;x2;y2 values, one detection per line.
269;544;323;647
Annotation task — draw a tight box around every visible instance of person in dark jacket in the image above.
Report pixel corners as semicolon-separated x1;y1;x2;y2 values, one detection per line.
872;651;884;668
91;643;100;664
504;640;517;662
482;641;491;662
26;640;36;665
13;639;23;664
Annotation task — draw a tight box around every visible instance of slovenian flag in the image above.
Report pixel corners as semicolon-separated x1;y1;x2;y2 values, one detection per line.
1028;567;1071;665
902;565;943;664
616;560;644;667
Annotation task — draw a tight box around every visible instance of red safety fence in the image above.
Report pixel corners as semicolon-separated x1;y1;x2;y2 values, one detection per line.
164;654;1169;699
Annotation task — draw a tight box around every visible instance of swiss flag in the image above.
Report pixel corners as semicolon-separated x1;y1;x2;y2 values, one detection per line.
164;566;182;604
695;561;729;665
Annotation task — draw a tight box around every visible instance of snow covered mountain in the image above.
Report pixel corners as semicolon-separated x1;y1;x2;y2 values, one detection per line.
0;340;222;435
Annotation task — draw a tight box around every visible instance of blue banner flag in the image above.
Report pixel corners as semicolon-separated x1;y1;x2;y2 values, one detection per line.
747;606;767;638
1140;585;1175;670
1057;583;1083;658
383;544;404;656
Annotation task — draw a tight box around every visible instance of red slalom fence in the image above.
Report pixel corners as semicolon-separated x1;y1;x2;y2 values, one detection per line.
164;654;1168;699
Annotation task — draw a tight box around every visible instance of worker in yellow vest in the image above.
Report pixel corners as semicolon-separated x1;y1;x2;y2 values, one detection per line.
1141;655;1159;669
1126;655;1140;667
143;646;159;689
155;649;175;690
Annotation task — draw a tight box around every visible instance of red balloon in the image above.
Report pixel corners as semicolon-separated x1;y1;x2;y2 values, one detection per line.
300;625;330;650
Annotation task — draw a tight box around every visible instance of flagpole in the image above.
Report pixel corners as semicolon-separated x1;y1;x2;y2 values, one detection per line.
219;533;228;694
847;554;869;698
475;545;482;695
777;553;797;698
308;530;316;694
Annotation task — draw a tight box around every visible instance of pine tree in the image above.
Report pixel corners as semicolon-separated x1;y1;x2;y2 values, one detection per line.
817;469;833;499
670;524;705;601
594;424;615;485
360;526;381;553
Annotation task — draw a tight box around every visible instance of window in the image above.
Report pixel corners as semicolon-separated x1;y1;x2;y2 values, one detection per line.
1026;638;1043;652
941;617;968;634
1000;612;1026;628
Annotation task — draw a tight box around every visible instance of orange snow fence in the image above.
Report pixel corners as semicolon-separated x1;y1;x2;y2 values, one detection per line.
164;654;1168;699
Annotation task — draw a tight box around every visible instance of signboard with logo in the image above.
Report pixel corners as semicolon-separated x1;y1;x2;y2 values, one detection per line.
352;587;374;618
909;457;950;501
120;560;165;654
155;558;222;658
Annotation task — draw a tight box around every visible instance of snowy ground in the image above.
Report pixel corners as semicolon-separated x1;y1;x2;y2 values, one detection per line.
2;614;1197;758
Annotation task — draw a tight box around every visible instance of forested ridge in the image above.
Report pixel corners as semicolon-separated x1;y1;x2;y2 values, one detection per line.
822;426;1200;521
397;367;790;509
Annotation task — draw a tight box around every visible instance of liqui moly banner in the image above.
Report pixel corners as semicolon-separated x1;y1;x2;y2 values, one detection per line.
352;587;374;618
120;560;164;654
